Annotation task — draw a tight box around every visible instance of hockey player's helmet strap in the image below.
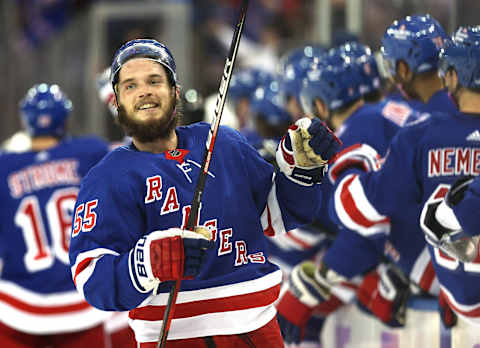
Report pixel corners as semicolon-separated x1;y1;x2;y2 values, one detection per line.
439;26;480;89
19;83;73;137
381;14;447;75
111;39;177;88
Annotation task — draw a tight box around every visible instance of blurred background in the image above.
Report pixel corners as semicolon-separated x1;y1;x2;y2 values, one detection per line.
1;0;479;143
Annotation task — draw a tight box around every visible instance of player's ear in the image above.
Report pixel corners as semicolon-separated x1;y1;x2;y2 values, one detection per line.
112;94;119;109
450;69;458;88
174;86;180;98
396;60;412;81
314;98;328;120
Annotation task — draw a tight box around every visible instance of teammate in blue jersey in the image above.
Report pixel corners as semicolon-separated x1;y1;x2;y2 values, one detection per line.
229;68;273;134
68;39;340;347
381;14;456;115
276;43;424;345
275;16;460;345
329;25;480;326
248;77;292;161
417;26;480;326
0;84;110;347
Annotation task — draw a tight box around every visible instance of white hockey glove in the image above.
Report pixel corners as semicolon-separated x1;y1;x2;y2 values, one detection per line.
129;227;213;293
276;261;345;344
421;176;479;263
276;117;341;186
328;143;381;184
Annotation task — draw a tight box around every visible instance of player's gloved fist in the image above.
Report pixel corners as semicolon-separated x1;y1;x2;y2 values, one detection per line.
356;264;410;327
421;178;478;263
328;143;381;184
276;117;341;186
130;227;213;293
276;261;330;344
446;175;475;207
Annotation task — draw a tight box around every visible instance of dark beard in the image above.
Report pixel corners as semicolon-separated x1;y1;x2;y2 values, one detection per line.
117;98;178;143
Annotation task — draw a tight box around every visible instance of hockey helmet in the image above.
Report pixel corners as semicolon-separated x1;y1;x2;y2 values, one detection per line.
381;14;447;75
19;83;72;137
111;39;177;89
439;26;480;89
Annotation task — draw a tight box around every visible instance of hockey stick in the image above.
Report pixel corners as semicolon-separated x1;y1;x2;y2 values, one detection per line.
157;1;249;346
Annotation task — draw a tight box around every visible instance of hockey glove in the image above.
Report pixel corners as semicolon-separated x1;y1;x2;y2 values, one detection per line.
130;227;213;293
356;264;410;327
276;261;331;344
421;176;478;263
446;175;475;207
438;292;457;328
328;143;381;184
276;117;341;186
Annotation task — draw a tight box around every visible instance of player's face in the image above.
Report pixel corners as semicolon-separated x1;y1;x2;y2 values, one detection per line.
116;58;177;141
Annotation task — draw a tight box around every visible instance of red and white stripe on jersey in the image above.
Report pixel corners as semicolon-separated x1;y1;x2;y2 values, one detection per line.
328;143;381;184
269;228;327;251
440;286;480;325
261;177;286;237
128;270;282;342
71;248;119;298
334;174;390;237
0;279;111;334
409;246;439;295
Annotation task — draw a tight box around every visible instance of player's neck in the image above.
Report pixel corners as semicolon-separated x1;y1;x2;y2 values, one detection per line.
331;99;364;130
412;73;443;103
458;89;480;115
31;136;60;151
133;131;178;154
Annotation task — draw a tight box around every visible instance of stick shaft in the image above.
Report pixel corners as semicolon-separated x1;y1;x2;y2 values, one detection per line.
157;2;249;346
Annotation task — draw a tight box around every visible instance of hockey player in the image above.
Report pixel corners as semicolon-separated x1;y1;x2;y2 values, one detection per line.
68;39;340;347
248;77;292;163
276;15;456;345
380;15;456;115
419;26;480;325
0;84;110;347
229;68;273;133
278;45;326;123
325;24;480;329
275;44;423;345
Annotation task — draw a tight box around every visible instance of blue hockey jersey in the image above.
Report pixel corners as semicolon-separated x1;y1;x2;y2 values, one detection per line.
331;111;480;323
321;97;438;283
0;136;109;334
69;122;323;342
322;90;456;288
